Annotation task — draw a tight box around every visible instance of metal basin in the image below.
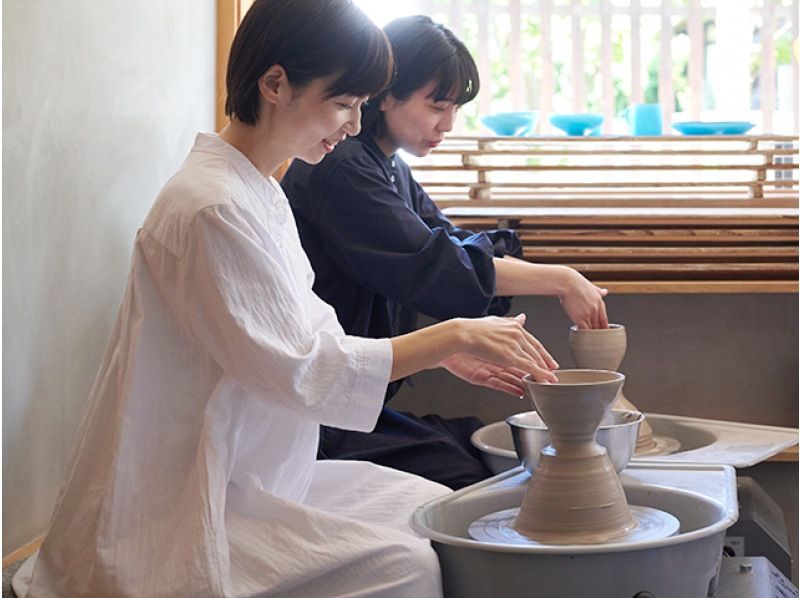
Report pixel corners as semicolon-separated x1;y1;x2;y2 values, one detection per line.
507;409;642;473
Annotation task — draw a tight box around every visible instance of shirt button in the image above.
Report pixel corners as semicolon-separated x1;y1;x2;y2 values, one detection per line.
391;160;396;168
389;175;396;183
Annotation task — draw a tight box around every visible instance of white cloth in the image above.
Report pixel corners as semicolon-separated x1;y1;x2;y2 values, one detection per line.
15;133;450;597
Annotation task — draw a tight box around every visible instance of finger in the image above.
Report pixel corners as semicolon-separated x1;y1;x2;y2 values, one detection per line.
497;347;542;376
598;302;609;329
519;335;558;371
492;369;528;390
529;334;559;370
525;363;558;383
504;349;557;382
596;285;609;297
590;306;601;330
518;326;546;355
513;313;526;325
517;334;551;370
573;314;590;330
485;376;526;396
587;299;602;329
503;366;532;379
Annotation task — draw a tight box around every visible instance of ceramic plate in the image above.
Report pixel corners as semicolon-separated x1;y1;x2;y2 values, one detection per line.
481;112;539;136
549;113;605;136
468;505;680;547
672;121;755;135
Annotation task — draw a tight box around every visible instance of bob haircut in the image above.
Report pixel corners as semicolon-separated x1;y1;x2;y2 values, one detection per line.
362;15;480;137
225;0;393;126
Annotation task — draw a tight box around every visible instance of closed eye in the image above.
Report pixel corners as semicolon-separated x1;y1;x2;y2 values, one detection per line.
431;101;456;113
333;95;366;111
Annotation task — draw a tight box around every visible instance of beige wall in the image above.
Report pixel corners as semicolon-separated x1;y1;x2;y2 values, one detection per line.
394;293;799;428
2;0;216;554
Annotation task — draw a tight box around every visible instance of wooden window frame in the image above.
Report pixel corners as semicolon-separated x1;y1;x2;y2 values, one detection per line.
216;0;250;133
216;0;291;179
216;1;798;294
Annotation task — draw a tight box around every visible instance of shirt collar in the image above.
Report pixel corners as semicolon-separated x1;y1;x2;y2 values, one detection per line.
359;133;396;169
192;132;280;196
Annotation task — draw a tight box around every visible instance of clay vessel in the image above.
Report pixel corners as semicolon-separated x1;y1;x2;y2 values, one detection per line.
514;369;636;544
568;324;656;452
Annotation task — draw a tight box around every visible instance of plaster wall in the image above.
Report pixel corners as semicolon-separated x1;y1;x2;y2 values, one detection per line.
2;0;216;553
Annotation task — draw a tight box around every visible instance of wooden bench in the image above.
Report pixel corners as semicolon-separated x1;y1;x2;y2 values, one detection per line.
409;135;799;293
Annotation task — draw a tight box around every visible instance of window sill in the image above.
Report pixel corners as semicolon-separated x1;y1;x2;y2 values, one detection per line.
412;136;798;295
443;205;799;294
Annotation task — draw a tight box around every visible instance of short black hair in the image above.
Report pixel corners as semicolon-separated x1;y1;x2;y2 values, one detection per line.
362;15;480;136
225;0;393;125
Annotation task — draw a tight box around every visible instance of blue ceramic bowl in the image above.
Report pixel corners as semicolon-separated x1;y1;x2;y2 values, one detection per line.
549;113;605;136
672;121;755;135
481;111;539;136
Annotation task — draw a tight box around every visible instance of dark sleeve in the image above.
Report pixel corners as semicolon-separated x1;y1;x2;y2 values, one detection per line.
313;155;498;320
412;178;523;259
411;178;522;316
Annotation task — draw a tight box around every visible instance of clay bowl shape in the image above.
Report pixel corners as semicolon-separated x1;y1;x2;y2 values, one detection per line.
549;113;604;136
507;410;642;473
481;111;539;136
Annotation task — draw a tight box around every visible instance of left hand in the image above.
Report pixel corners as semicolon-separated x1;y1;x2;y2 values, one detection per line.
440;352;530;396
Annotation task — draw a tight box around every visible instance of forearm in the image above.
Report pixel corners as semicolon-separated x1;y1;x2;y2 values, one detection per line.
495;256;609;329
391;313;560;384
389;319;466;381
493;256;574;297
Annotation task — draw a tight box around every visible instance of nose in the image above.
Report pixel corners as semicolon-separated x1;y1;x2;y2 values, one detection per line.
344;105;362;137
437;105;458;133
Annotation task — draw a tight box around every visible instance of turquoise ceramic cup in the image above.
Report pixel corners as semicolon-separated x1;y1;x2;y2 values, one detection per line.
623;103;663;135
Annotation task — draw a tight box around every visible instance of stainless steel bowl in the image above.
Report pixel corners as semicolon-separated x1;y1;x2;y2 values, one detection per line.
506;409;643;473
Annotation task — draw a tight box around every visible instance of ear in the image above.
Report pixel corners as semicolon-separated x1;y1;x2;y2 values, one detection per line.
258;64;288;106
379;93;395;113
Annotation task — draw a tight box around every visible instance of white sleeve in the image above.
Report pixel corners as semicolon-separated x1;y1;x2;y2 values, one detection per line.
180;204;392;431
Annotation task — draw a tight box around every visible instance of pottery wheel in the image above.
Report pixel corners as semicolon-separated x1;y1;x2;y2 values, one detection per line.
634;435;682;457
468;505;680;546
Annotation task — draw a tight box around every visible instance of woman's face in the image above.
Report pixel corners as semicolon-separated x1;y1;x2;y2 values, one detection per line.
284;77;366;164
378;80;459;157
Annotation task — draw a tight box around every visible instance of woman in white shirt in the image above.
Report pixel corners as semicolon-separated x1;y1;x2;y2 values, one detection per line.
14;1;557;596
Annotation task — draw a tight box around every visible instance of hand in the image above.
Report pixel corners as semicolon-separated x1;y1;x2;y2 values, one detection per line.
455;314;559;383
558;267;609;329
440;353;529;396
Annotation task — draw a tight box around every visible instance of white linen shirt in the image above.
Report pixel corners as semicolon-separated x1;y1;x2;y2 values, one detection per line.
18;134;440;597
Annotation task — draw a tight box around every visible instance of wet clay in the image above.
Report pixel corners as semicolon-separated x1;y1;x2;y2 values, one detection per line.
514;369;636;544
569;324;657;453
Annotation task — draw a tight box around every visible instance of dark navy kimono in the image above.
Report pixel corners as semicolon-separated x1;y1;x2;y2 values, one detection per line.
281;133;522;489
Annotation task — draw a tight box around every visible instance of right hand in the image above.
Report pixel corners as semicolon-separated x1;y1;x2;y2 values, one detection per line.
454;313;558;383
440;353;530;396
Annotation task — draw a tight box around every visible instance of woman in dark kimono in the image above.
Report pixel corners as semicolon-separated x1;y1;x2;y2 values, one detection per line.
281;15;608;489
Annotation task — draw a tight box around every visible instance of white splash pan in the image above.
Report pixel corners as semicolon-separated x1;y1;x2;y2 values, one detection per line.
636;414;798;467
471;412;798;472
411;463;738;598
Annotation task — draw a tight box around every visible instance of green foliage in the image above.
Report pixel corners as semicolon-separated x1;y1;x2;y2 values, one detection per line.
775;34;793;65
425;1;785;129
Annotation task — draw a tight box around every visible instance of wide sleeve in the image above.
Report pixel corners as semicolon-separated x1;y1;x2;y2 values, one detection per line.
315;156;497;320
178;204;392;431
413;178;523;259
411;178;522;316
